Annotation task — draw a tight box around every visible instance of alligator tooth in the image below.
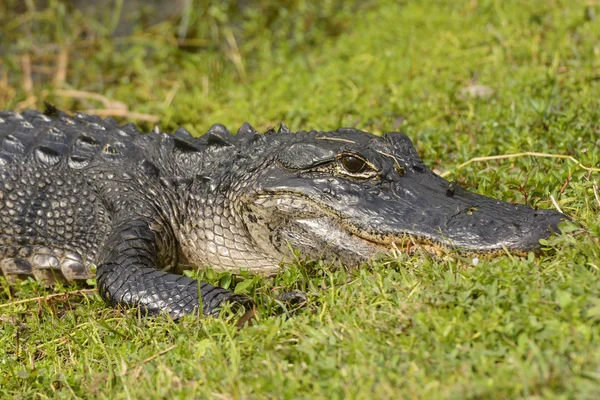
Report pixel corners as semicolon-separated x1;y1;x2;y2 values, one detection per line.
174;127;192;138
205;124;234;147
237;122;257;136
206;133;233;147
207;123;231;136
102;117;120;127
114;129;129;138
121;122;143;135
173;137;201;152
277;122;291;134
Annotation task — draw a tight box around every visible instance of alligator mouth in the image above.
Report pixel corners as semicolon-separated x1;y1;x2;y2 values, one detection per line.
254;177;567;263
341;205;564;256
336;186;566;255
346;228;525;259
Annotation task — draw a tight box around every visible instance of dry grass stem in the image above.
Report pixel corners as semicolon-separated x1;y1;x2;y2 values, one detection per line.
53;47;69;87
0;288;97;310
441;152;600;178
549;194;563;214
83;108;160;123
121;344;178;376
20;54;33;93
54;89;127;110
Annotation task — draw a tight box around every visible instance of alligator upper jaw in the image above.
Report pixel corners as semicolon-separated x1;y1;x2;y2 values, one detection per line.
254;182;567;265
340;174;568;254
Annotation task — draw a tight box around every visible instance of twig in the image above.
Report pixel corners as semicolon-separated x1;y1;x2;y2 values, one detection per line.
224;29;247;83
176;38;210;47
549;194;563;214
54;89;126;110
0;63;8;88
163;81;180;108
15;96;37;111
236;306;257;329
55;90;159;123
21;54;33;93
0;288;97;310
202;75;209;97
441;151;600;178
121;344;177;376
559;174;571;198
53;47;69;87
83;109;159;123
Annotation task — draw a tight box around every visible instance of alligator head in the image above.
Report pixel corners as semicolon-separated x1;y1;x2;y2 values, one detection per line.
181;126;567;274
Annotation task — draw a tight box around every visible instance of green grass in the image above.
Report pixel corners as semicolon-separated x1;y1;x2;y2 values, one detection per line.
1;0;600;398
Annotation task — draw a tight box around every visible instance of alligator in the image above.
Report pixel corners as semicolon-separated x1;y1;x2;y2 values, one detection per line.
0;108;567;319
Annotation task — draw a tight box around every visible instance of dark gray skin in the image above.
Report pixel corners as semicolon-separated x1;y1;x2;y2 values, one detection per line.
0;109;567;319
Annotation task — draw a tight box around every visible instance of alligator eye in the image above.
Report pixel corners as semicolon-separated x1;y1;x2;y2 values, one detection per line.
339;155;367;174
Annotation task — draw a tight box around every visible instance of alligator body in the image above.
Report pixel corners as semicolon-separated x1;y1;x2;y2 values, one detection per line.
0;109;566;319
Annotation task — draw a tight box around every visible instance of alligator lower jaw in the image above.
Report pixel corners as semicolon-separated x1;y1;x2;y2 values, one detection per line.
347;229;530;260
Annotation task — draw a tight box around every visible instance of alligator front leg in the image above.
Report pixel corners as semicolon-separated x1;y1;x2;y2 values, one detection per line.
96;218;252;319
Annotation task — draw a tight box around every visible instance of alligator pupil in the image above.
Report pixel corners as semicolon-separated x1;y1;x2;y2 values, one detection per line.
340;155;366;173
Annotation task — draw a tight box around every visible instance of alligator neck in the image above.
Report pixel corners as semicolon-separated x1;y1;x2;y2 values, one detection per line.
175;182;281;276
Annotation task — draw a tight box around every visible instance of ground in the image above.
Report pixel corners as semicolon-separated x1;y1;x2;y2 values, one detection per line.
1;0;600;398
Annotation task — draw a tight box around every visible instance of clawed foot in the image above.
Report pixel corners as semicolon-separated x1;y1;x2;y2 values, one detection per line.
275;290;308;307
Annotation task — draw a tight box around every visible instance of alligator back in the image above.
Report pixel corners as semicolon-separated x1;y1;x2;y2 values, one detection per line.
0;109;171;283
0;109;163;167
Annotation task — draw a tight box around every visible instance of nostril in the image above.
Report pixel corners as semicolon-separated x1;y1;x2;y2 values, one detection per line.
413;163;425;173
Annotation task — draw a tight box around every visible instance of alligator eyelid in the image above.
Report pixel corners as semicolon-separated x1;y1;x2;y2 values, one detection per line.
313;158;337;167
335;152;372;166
277;158;336;171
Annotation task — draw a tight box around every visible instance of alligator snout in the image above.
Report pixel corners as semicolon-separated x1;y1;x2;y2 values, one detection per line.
440;200;566;252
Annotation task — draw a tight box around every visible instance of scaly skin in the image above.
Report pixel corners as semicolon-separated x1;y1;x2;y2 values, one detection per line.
0;109;567;319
